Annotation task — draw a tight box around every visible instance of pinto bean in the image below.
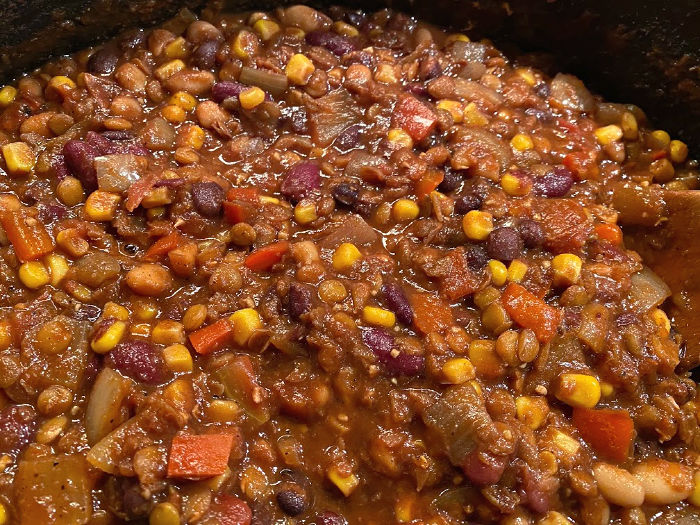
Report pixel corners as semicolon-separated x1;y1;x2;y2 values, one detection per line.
186;20;223;44
593;462;645;508
126;263;173;296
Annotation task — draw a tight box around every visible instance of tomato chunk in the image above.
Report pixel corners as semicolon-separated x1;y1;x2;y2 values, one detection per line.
572;407;634;463
415;169;444;201
167;433;234;479
393;95;437;142
501;283;561;342
410;293;454;334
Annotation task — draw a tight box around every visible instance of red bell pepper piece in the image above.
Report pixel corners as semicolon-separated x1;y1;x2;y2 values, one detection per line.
244;241;289;271
189;318;233;355
223;201;249;224
393;95;437;142
226;187;260;203
1;212;54;262
167;433;235;479
572;407;634;463
208;495;252;525
501;283;561;342
415;169;444;201
143;231;181;261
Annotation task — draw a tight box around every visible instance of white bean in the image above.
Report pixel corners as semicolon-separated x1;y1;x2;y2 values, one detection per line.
593;462;645;507
632;459;693;505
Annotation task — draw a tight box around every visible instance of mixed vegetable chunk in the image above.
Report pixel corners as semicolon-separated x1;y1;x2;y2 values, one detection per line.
0;3;696;524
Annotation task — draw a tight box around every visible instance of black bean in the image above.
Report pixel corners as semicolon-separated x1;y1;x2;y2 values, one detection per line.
276;489;307;516
454;192;483;214
334;124;361;152
317;511;348;525
0;405;37;454
331;183;358;207
344;11;366;27
119;29;146;50
193;40;220;70
106;340;165;384
518;219;545;248
532;166;574;198
63;140;99;192
486;227;523;262
87;46;119;75
288;282;313;320
305;31;356;56
465;245;489;271
281;162;321;204
191;181;225;217
381;283;414;325
438;168;461;193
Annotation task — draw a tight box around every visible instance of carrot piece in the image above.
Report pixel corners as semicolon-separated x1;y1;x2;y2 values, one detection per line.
167;433;234;479
226;187;260;203
244;241;289;271
415;169;444;201
189;318;233;355
501;283;561;342
223;201;250;224
572;407;634;463
393;95;437;142
143;231;180;261
209;495;252;525
409;293;454;334
1;212;54;262
594;223;623;245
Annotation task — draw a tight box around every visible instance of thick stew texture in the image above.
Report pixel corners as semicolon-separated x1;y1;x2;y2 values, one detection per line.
0;4;697;524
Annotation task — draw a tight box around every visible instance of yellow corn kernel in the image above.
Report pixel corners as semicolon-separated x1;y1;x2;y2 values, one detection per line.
537;511;571;525
689;471;700;507
85;190;121;221
230;308;263;346
515;68;537;86
462;210;493;241
164;36;188;59
206;399;242;422
169;91;197;111
47;76;76;98
132;299;159;321
600;381;614;397
442;358;476;384
446;33;470;44
395;494;414;523
2;142;35;175
375;63;398;84
556;373;601;408
0;86;17;107
651;308;671;336
551;429;580;456
154;59;185;81
392;199;419;222
103;302;129;322
362;306;396;328
45;253;69;286
67;282;92;302
511;133;534;151
650;129;671;149
620;111;638;139
387;128;413;149
507;260;528;283
253;19;280;41
232;30;255;59
332;20;359;37
551;253;582;287
260;195;280;205
294;201;317;225
18;261;50;289
515;396;549;430
152;320;186;345
500;172;531;196
436;100;463;123
149;502;180;525
669;139;689;164
239;86;265;110
180;125;205;150
319;279;347;303
0;321;11;351
327;466;359;497
163;343;193;373
332;243;362;271
463;102;489;126
286;53;315;86
56;176;85;206
91;320;127;354
161;104;186;124
130;323;151;337
0;501;6;525
594;125;623;146
488;260;508;287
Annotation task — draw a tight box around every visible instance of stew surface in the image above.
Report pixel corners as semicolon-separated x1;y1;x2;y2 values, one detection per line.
0;4;698;524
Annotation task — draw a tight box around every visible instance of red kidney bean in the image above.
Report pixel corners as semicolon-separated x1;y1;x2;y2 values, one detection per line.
281;162;321;204
212;81;246;103
381;283;414;325
193;40;220;70
461;449;507;485
0;405;37;454
306;31;356;56
38;202;67;223
316;511;347;525
334;124;361;152
87;46;119;75
86;130;118;155
532;166;574;197
518;219;545;248
106;340;166;384
521;465;553;514
487;227;523;262
288;282;313;320
63;139;99;192
101;130;132;141
362;328;424;376
465;245;489;271
191;181;225;217
405;82;429;97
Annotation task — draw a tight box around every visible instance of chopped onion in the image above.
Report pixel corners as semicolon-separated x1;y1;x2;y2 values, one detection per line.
85;367;133;445
628;267;671;311
95;154;146;192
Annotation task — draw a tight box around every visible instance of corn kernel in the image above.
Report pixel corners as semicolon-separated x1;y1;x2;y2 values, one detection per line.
392;199;419;222
463;102;489;126
2;142;35;175
239;86;265;110
319;279;347;303
689;471;700;507
0;86;17;107
233;30;257;59
551;429;580;456
468;339;503;378
594;125;623;146
332;243;362;271
537;511;571;525
230;308;263;346
437;100;464;123
446;33;470;44
651;308;671;336
511;133;534;151
294;201;318;225
488;260;508;286
180;124;205;150
66;281;92;302
515;68;537;86
253;19;280;41
0;501;6;525
149;502;180;525
362;306;396;328
387;128;413;149
500;172;531;196
161;104;186;123
442;358;476;384
45;253;69;286
154;59;185;81
169;91;197;111
649;129;671;149
260;195;280;205
18;261;50;289
507;260;528;283
327;466;359;497
600;381;614;397
47;76;76;99
103;302;129;321
206;399;242;422
132;299;159;321
91;320;127;354
375;63;398;84
551;253;582;287
152;320;186;345
163;343;193;373
164;36;188;59
332;20;359;37
286;53;315;86
85;190;121;221
620;111;638;140
462;210;493;241
395;494;414;523
56;176;85;206
669;139;689;164
0;321;11;351
555;373;601;408
515;396;549;430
